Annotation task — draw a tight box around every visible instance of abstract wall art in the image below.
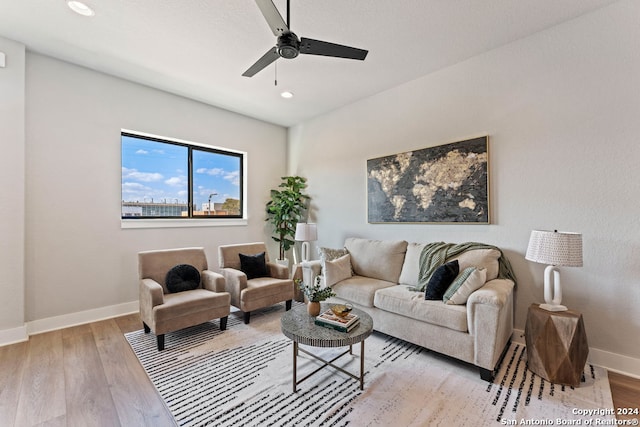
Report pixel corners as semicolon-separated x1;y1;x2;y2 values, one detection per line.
367;136;489;223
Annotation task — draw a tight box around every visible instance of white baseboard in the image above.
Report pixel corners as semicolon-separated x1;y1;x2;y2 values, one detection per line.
26;300;139;336
0;325;28;347
512;328;640;379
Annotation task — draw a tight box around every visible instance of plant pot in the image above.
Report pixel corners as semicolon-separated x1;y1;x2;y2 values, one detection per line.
276;258;289;269
307;301;321;317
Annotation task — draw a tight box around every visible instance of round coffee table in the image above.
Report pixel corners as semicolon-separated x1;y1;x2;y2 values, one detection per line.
281;303;373;392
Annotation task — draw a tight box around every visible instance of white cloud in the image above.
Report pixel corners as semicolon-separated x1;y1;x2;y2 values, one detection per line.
165;176;187;187
196;167;225;176
121;182;149;194
224;170;240;186
122;167;163;182
135;149;149;155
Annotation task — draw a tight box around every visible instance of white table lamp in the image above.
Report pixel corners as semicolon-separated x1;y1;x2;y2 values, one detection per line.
295;223;317;262
525;230;583;312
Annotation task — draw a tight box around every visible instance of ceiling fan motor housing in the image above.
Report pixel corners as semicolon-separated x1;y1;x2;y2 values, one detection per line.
277;32;300;59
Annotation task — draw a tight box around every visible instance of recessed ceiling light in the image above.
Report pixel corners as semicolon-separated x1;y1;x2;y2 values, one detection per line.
67;1;95;17
280;91;294;99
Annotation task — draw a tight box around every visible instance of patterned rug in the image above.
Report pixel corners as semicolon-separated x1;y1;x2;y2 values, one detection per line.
125;304;615;427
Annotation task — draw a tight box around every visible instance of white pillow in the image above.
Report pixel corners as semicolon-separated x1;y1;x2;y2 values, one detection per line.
324;254;353;287
398;242;426;287
443;267;487;305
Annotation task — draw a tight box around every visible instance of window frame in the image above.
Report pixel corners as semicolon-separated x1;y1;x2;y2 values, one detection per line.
120;129;247;229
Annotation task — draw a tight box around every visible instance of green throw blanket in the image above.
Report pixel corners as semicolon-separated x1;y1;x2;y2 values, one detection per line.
414;242;517;292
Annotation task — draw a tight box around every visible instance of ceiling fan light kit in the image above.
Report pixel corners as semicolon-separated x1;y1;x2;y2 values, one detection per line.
67;1;95;17
243;0;368;77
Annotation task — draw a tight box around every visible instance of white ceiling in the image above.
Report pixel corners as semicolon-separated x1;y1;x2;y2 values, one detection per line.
0;0;620;127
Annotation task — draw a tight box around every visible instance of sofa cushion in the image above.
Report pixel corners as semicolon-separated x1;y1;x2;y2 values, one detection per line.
241;276;293;301
325;254;352;287
398;242;425;287
425;260;459;300
444;267;487;305
344;238;408;283
155;289;229;323
448;248;500;281
165;264;201;293
332;275;395;308
374;285;468;332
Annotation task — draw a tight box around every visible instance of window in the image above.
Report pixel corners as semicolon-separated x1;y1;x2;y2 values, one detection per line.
121;131;244;220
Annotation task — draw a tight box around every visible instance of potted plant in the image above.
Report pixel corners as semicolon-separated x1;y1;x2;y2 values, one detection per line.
296;276;336;316
265;176;310;263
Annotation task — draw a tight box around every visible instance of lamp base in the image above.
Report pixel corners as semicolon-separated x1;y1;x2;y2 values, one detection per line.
539;303;568;312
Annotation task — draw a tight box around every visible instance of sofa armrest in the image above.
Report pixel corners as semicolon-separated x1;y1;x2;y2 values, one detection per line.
220;267;247;307
466;279;515;370
302;260;322;274
139;278;164;328
267;262;289;279
140;278;164;308
202;269;226;293
467;278;514;308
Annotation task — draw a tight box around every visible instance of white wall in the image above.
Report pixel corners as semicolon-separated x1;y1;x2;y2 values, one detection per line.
289;0;640;370
21;53;287;324
0;37;26;338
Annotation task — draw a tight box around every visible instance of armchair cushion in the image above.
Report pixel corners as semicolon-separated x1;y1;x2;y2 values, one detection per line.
165;264;201;293
239;252;268;279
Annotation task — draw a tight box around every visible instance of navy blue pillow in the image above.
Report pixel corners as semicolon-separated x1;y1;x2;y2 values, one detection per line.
165;264;201;293
425;260;459;300
239;252;268;279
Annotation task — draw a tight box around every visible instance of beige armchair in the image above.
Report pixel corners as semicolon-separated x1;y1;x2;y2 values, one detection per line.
138;247;231;350
218;242;294;324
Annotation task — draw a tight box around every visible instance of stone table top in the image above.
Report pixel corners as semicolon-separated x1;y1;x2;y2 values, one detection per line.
281;303;373;348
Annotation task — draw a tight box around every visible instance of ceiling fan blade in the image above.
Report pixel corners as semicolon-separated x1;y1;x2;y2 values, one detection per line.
300;38;368;60
242;47;279;77
255;0;288;36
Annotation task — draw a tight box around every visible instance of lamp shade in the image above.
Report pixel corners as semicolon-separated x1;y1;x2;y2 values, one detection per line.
295;223;317;242
525;230;583;267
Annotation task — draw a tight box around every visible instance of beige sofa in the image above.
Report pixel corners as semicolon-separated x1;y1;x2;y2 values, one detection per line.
303;237;515;381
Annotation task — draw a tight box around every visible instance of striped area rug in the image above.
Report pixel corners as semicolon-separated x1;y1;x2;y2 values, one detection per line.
125;305;614;427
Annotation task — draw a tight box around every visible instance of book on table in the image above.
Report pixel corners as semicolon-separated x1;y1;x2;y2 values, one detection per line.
314;310;360;332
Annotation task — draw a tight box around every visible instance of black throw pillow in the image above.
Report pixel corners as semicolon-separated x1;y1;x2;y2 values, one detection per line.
165;264;201;293
239;252;268;279
425;260;459;300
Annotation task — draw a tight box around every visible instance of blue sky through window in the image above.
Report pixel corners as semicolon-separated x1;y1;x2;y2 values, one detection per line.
121;135;241;211
192;149;241;210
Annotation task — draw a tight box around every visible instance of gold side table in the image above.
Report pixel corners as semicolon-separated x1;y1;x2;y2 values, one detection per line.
525;303;589;386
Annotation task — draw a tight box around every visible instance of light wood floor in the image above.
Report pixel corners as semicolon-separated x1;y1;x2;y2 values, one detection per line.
1;313;638;426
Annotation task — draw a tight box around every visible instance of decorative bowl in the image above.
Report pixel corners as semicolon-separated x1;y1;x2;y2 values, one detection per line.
330;304;353;318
